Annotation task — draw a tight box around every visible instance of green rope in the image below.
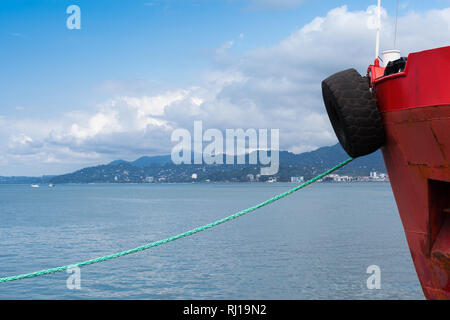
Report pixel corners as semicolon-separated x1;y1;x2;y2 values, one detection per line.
0;157;353;283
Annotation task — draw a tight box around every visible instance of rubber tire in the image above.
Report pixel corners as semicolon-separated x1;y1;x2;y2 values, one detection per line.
321;68;385;158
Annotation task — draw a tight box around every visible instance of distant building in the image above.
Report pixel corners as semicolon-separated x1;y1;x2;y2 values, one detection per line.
191;173;198;180
370;171;389;182
145;176;154;183
322;174;352;182
291;176;304;183
339;175;352;182
246;174;255;182
324;174;340;182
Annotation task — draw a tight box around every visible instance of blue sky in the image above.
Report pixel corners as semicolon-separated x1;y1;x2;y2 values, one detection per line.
1;0;442;117
1;0;450;175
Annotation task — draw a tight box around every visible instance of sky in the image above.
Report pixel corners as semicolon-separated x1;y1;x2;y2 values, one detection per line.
1;0;450;176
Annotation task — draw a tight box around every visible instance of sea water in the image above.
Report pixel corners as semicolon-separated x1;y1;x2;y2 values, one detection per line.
0;183;424;299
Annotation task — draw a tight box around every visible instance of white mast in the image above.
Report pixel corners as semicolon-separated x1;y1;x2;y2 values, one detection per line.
394;0;399;48
375;0;381;60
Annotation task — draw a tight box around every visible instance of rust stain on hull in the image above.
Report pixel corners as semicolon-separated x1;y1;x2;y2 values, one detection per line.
368;46;450;299
381;106;450;300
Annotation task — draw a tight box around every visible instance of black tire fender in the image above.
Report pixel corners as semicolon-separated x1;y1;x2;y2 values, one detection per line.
321;68;385;158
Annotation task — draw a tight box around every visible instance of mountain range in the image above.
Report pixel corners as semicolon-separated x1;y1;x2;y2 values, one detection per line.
0;143;386;184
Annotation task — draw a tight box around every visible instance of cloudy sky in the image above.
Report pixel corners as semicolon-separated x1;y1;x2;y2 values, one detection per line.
1;0;450;176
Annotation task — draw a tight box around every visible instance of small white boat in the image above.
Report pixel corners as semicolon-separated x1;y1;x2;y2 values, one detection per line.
49;184;55;187
31;184;40;188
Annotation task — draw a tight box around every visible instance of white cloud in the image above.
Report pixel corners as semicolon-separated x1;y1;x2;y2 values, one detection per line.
2;4;450;175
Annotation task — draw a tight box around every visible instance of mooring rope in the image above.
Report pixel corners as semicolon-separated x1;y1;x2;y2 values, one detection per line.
0;157;353;283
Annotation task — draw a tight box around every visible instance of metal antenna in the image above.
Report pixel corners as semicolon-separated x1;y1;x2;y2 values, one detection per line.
394;0;399;49
375;0;381;59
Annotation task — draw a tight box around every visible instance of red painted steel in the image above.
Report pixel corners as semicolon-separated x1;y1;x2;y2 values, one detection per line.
369;47;450;299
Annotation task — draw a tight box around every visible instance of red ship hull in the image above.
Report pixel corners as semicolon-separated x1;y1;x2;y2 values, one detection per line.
370;47;450;299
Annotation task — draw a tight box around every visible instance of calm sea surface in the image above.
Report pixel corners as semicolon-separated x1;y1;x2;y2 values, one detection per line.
0;183;424;299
